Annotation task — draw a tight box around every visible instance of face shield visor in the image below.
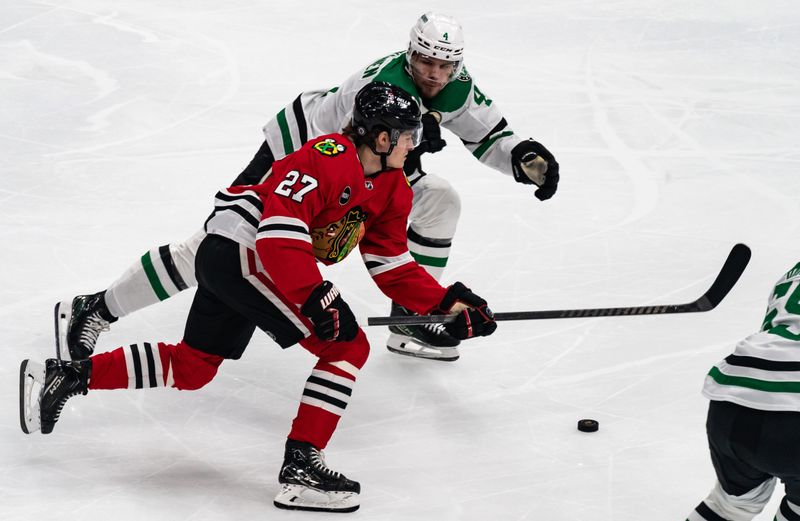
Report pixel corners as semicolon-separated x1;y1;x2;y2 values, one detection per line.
390;123;423;148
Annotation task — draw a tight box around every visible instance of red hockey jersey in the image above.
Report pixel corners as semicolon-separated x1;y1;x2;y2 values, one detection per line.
205;133;447;315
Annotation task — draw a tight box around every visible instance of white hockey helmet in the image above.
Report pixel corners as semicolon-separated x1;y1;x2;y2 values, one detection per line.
406;12;465;81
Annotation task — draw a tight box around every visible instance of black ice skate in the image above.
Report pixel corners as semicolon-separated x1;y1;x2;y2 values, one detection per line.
273;439;360;513
55;291;118;360
386;302;460;361
19;358;90;434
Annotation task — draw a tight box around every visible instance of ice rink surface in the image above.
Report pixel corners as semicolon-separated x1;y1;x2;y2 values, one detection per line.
2;0;800;519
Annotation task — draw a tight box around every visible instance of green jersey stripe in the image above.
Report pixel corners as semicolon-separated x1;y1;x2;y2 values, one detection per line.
472;131;513;159
708;366;800;393
276;109;294;155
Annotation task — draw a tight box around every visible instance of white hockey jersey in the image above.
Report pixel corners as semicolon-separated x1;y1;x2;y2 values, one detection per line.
262;51;524;181
703;262;800;411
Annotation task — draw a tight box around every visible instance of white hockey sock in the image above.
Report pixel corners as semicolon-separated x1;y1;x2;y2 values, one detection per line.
688;479;775;521
407;226;451;281
105;230;204;317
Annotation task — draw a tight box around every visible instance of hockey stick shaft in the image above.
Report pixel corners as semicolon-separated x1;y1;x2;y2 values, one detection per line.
366;243;751;326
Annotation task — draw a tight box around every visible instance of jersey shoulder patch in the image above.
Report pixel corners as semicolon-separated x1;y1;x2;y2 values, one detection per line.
455;67;472;82
312;137;347;157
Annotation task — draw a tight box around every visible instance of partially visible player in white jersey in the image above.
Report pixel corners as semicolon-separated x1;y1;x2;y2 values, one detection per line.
58;11;559;363
688;262;800;521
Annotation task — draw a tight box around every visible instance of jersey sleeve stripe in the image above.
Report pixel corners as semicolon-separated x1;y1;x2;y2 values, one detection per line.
209;190;263;228
292;94;309;145
257;218;311;243
211;202;260;229
215;189;264;212
460;117;508;146
471;130;514;159
260;215;309;231
259;223;310;234
276;108;295;155
362;252;414;277
257;229;312;243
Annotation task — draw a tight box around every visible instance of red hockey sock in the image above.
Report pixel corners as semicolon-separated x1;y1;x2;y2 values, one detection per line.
288;331;370;449
89;341;223;390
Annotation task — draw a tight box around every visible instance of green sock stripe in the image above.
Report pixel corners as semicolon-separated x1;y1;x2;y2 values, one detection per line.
276;109;294;155
410;251;448;268
472;130;513;159
141;252;170;301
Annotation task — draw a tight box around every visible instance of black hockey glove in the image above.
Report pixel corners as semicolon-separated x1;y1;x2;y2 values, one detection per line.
511;139;560;201
403;112;447;175
417;112;447;154
436;282;497;340
300;281;359;342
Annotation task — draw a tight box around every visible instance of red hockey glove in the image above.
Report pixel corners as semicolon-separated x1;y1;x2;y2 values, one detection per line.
301;281;359;342
436;282;497;340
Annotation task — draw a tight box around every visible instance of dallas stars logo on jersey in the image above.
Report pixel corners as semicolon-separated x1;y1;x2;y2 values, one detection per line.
313;138;346;157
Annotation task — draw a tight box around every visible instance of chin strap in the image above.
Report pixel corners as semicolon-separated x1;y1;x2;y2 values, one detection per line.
367;142;396;173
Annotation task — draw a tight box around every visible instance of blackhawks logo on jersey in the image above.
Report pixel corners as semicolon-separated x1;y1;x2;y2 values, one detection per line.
313;138;346;157
311;207;367;263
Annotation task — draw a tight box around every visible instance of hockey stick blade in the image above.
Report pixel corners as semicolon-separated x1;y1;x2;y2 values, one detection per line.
366;243;751;326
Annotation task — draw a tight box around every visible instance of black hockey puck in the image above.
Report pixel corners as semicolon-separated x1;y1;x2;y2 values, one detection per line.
577;419;599;432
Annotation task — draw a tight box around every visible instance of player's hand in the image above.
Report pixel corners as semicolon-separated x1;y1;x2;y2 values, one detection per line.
417;112;447;154
403;112;446;175
511;139;560;201
301;281;359;342
436;282;497;339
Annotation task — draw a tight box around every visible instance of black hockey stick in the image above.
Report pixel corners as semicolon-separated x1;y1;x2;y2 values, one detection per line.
366;243;751;326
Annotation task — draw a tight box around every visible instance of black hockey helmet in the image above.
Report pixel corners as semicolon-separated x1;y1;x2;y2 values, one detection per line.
352;82;422;155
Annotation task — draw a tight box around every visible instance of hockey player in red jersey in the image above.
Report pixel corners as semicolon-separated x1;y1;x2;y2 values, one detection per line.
19;83;497;513
58;11;557;364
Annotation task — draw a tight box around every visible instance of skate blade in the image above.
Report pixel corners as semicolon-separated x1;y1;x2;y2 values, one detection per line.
386;334;460;362
54;301;72;361
273;483;359;513
19;359;45;434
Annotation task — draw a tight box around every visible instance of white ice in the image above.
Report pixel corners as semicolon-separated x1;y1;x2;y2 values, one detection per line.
2;1;800;519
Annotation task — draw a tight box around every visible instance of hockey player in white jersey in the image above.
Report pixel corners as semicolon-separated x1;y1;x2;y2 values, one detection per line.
59;12;559;363
688;263;800;521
